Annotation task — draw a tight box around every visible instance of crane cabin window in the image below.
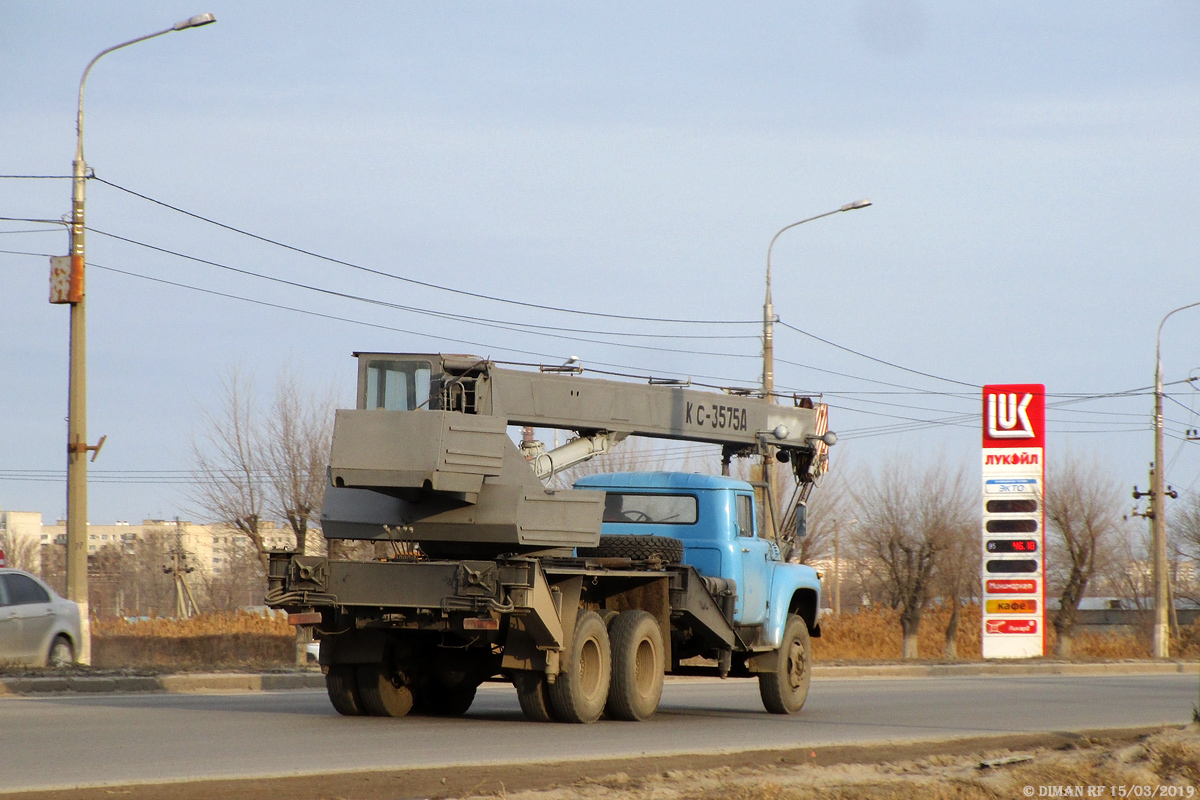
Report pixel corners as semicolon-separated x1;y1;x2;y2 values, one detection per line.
365;360;432;411
602;493;698;525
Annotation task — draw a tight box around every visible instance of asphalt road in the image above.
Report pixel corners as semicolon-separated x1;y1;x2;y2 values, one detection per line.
1;674;1195;794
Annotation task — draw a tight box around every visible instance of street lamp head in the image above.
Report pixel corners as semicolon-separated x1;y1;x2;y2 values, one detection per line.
841;198;872;212
174;12;217;31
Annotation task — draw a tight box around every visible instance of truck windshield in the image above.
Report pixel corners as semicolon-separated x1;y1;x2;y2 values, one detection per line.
365;360;431;411
602;493;697;525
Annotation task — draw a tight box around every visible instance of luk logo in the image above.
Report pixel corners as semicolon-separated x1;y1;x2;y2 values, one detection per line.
987;392;1034;439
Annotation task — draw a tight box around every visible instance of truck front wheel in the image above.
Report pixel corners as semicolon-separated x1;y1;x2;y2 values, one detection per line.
758;614;811;715
606;610;665;721
548;610;611;723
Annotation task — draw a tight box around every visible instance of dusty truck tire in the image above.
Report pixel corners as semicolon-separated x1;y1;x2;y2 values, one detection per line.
605;611;665;721
512;671;557;722
356;664;415;718
578;535;683;563
548;611;611;723
325;665;366;716
758;614;812;715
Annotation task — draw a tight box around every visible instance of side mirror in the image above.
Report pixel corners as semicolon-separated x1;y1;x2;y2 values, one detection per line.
793;503;808;540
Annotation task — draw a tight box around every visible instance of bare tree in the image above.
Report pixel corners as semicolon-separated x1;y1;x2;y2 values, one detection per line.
791;464;851;568
851;460;972;659
1043;456;1123;658
201;533;267;611
0;530;39;572
936;514;981;659
191;369;270;572
191;368;337;566
263;370;335;558
191;368;337;664
1096;520;1152;611
1169;491;1200;604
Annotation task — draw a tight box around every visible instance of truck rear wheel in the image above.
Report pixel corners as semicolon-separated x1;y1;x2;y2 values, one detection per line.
512;671;557;722
357;663;414;718
325;665;366;716
605;611;664;721
548;610;611;723
758;614;811;715
578;535;683;563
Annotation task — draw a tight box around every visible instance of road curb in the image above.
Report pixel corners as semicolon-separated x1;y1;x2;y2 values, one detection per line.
812;661;1200;679
1;662;1194;696
0;672;325;696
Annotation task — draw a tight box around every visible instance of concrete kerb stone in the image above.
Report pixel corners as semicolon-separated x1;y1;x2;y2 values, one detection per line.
813;661;1200;679
0;671;326;696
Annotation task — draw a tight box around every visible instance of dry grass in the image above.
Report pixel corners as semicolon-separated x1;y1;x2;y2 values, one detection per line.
813;605;983;661
814;605;1200;661
89;612;297;668
456;726;1200;800
92;610;294;638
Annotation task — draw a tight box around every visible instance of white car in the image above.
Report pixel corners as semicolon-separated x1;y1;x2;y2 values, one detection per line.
0;569;81;667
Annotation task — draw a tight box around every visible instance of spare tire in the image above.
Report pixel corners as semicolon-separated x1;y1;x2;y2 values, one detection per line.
579;535;683;563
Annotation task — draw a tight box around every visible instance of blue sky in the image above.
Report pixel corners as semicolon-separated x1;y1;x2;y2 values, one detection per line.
2;2;1199;523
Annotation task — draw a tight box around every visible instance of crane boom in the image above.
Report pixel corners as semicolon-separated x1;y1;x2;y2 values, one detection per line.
322;353;833;557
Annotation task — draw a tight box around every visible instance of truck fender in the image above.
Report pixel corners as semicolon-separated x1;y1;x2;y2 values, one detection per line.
763;563;822;649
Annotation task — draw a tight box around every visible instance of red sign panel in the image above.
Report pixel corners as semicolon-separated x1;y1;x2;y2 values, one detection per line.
982;384;1045;449
985;619;1038;635
986;579;1037;594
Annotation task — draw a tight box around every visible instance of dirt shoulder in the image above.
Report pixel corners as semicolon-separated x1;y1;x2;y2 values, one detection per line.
7;726;1197;800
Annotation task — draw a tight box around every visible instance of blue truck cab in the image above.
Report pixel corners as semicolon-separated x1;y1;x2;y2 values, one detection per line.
574;472;822;650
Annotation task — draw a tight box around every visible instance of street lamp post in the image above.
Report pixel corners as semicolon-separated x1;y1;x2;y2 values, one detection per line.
761;199;871;538
63;13;215;664
1150;301;1200;659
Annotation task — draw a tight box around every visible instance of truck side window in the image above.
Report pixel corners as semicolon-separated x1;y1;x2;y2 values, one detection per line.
600;493;697;524
365;360;431;411
736;494;754;538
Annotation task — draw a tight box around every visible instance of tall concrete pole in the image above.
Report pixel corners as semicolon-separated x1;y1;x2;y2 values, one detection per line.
762;199;871;538
1152;301;1200;658
62;13;216;664
66;80;91;662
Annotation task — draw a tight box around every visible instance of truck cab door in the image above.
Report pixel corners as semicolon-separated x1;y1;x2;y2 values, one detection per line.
734;493;771;625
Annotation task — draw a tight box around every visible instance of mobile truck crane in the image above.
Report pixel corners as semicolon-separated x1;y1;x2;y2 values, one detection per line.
266;352;836;723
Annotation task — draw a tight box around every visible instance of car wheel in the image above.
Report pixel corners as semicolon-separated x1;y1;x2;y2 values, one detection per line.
47;635;74;668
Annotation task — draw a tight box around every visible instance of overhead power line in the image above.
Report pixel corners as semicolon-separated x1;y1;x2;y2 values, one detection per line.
88;261;770;391
87;228;759;360
778;319;980;389
91;175;757;326
86;227;755;342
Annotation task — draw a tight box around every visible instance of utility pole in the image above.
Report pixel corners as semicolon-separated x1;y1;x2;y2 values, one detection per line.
164;517;199;618
54;12;217;665
1148;302;1200;658
762;200;871;540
